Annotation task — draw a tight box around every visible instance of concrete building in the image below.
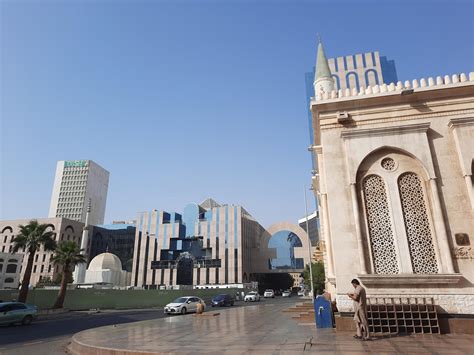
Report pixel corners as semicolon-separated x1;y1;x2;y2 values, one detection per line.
310;41;474;316
132;199;313;288
0;252;23;289
48;160;109;226
84;252;131;287
0;218;84;286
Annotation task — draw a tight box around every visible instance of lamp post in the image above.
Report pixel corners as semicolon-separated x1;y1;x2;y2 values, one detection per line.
304;185;315;302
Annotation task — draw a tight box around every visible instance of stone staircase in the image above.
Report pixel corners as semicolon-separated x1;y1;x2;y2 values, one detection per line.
283;302;315;325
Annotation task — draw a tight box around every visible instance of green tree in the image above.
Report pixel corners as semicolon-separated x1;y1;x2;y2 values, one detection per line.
51;241;86;309
303;262;325;296
12;220;57;302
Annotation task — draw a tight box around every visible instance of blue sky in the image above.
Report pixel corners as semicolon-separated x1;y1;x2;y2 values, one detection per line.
1;0;473;227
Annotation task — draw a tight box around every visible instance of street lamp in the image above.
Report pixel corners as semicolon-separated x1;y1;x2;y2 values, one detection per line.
304;185;315;302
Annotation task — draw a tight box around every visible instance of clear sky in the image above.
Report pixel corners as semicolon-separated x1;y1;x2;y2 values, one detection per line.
1;0;473;227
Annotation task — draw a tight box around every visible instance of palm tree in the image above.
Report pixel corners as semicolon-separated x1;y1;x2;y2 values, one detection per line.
12;220;57;303
51;241;86;309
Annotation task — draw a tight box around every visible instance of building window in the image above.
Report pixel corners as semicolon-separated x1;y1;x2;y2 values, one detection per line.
6;264;17;273
398;173;438;274
33;265;37;273
362;175;399;274
5;278;14;283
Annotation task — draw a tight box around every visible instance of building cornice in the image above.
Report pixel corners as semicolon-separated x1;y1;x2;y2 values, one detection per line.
340;122;430;139
357;273;463;286
448;117;474;128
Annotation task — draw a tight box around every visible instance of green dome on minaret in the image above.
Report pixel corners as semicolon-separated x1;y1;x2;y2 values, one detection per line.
315;41;332;81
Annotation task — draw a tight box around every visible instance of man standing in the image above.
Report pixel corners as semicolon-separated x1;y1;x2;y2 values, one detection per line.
347;279;370;340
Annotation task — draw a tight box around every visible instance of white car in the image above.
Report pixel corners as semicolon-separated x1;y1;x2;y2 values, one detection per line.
244;291;260;302
282;290;291;297
263;289;275;298
297;290;305;296
164;296;205;315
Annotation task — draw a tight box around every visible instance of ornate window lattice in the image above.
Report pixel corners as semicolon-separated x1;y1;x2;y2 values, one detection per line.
381;157;396;171
398;173;438;274
362;175;399;274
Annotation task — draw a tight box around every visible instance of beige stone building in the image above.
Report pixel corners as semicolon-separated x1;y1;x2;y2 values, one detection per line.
0;218;84;286
310;42;474;315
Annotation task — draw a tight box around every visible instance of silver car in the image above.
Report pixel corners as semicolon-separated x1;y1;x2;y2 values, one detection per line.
164;296;206;315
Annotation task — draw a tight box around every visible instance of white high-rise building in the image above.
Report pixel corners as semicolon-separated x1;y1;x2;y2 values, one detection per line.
48;160;109;225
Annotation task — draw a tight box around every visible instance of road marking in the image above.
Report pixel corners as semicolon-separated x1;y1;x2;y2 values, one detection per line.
21;341;44;346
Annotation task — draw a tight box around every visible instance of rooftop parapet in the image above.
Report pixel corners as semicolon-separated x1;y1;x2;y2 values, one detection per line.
312;72;474;103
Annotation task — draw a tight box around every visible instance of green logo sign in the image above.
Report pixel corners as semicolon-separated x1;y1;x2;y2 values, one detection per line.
65;160;87;168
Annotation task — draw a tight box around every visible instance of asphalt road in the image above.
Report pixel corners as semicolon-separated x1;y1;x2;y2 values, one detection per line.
0;296;298;354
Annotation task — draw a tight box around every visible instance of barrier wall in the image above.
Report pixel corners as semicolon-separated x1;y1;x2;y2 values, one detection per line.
0;288;240;310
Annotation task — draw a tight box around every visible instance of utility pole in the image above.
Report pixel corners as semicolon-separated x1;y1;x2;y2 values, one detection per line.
304;185;315;302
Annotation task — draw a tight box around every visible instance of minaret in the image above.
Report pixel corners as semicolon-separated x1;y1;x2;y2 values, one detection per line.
313;39;335;98
73;199;91;284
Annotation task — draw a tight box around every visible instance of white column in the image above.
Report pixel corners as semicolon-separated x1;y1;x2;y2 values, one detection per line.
320;193;335;278
350;183;367;274
193;267;199;285
464;175;474;210
429;178;455;273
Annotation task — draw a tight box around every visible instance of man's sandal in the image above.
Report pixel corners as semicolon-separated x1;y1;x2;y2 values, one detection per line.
353;335;362;339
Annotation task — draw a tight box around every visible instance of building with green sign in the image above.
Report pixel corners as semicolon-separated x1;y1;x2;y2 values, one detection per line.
48;160;110;225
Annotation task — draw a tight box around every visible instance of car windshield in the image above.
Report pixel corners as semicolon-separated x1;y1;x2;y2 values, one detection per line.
214;295;226;299
172;297;188;303
265;289;273;292
249;292;257;295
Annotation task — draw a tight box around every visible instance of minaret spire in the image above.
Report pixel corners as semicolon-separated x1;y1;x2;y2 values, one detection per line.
313;39;335;98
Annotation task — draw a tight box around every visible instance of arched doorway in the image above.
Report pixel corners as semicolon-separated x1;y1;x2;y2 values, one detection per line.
176;252;194;285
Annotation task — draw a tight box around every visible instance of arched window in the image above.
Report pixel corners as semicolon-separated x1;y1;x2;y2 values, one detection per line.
398;173;438;274
6;264;17;273
364;69;380;86
358;149;439;275
362;175;399;274
346;72;360;91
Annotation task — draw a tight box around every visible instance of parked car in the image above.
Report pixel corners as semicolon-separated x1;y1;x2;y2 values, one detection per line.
244;291;260;302
0;302;38;326
164;296;205;315
211;294;234;307
282;290;291;297
263;289;275;298
297;290;305;296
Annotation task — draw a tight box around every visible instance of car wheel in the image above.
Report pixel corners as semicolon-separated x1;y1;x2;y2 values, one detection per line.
181;307;187;315
22;315;33;326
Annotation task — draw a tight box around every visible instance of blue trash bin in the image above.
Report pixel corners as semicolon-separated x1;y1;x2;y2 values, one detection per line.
314;295;333;328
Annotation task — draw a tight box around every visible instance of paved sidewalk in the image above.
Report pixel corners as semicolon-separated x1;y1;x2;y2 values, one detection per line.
70;300;474;354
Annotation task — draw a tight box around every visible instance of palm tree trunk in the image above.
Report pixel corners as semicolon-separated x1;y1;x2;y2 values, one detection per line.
52;264;69;309
18;252;35;303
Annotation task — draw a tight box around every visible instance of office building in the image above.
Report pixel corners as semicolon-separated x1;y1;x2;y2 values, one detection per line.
132;199;314;288
48;160;109;226
0;218;84;286
0;252;23;289
89;223;136;272
298;211;319;246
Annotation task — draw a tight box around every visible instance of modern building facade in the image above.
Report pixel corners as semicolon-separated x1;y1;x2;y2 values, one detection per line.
0;218;84;286
310;41;474;315
0;252;23;289
131;199;313;289
89;224;136;272
298;211;319;246
48;160;109;226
